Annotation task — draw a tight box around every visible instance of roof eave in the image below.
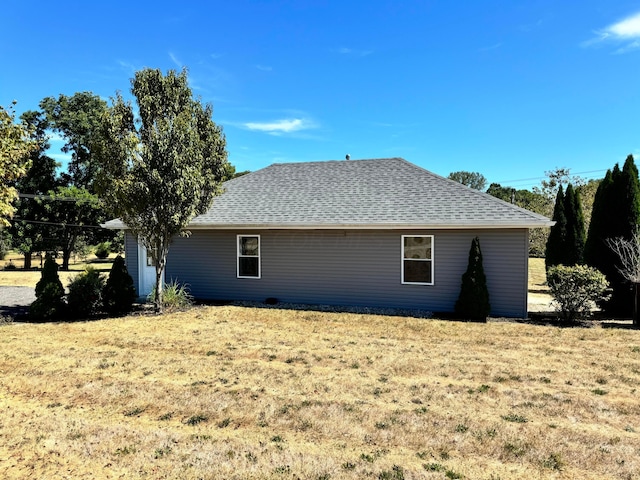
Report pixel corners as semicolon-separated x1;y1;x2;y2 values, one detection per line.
185;221;554;230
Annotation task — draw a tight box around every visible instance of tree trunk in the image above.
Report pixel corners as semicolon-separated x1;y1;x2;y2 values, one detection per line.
154;265;163;313
23;253;31;270
61;248;71;270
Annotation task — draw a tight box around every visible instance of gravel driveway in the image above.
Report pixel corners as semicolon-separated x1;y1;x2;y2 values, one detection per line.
0;286;36;319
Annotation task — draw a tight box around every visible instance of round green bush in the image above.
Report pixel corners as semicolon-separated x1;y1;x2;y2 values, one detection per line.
94;241;112;260
547;264;610;322
67;267;105;319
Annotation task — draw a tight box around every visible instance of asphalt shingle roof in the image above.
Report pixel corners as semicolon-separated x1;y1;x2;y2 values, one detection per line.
103;158;552;229
187;157;552;229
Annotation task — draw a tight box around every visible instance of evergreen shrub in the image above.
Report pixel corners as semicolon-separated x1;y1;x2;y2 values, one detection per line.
102;255;136;315
67;267;105;318
30;254;65;321
455;237;491;321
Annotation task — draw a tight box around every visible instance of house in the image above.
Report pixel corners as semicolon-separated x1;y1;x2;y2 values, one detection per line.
104;157;552;318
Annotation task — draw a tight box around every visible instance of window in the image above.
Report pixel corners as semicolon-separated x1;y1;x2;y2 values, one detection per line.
402;235;433;285
146;247;156;267
237;235;260;278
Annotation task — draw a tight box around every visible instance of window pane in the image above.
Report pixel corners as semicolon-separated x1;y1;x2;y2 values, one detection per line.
404;260;432;283
239;257;259;277
404;236;431;259
146;248;156;267
240;237;259;256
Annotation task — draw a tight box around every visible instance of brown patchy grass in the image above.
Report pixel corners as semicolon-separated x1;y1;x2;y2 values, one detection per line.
1;305;639;479
528;257;547;292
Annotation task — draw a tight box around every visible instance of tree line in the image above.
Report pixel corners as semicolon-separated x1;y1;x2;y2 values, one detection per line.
1;68;232;311
448;169;600;257
449;157;640;320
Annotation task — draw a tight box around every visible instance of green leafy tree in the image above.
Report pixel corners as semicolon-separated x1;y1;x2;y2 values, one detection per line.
40;92;108;190
96;68;228;310
534;167;585;204
102;255;136;315
30;253;65;321
448;171;487;191
0;102;36;226
545;186;567;270
10;110;59;269
44;186;103;270
455;236;490;320
486;183;550;257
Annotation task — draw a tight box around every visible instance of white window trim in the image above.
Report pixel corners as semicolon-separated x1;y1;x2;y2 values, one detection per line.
401;235;434;285
237;234;261;279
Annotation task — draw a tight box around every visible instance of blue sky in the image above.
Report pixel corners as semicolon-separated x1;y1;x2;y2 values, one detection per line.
3;1;640;190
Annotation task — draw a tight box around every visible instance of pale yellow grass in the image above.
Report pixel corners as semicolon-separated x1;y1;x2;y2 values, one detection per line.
1;306;639;479
0;251;115;287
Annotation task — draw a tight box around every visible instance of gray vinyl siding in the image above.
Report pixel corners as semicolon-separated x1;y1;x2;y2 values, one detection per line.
124;231;139;294
165;228;529;318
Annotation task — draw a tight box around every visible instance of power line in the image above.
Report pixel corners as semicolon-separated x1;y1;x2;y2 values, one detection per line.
17;193;93;202
494;169;608;187
12;217;105;229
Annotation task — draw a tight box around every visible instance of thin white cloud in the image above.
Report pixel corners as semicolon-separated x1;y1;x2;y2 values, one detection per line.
478;43;502;52
117;60;138;75
336;47;373;57
583;11;640;53
243;118;317;136
256;64;273;72
169;51;183;68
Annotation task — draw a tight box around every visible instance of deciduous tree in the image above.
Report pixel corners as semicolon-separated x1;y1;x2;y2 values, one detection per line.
10;110;59;268
40;92;107;190
448;171;487;191
0;103;36;226
44;186;103;270
97;68;228;310
486;183;551;257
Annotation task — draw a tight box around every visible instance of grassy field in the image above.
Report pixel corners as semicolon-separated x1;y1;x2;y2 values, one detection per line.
1;305;639;479
0;251;116;287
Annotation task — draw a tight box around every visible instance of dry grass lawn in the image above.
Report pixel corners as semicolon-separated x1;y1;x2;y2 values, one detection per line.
0;251;115;287
1;305;640;479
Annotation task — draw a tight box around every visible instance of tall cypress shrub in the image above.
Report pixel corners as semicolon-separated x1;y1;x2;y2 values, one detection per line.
103;255;136;315
29;253;65;321
455;236;490;320
619;155;640;238
563;184;585;266
585;169;614;268
545;186;567;270
585;156;640;315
